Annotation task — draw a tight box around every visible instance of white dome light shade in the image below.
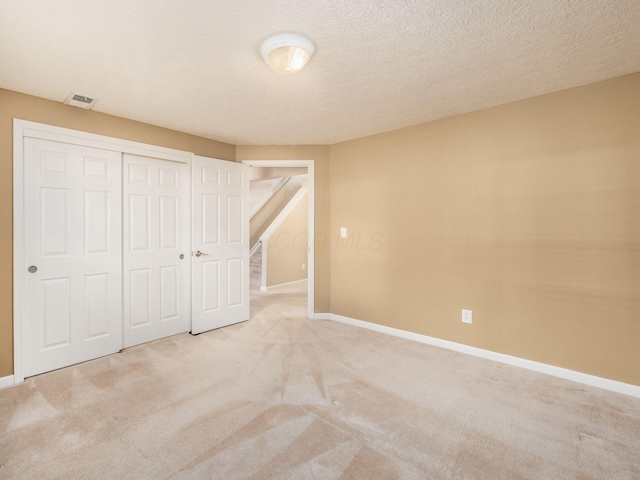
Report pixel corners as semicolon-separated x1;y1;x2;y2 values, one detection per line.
261;33;315;75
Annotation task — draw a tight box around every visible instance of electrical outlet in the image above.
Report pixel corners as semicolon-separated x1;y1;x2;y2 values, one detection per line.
302;263;306;270
462;309;472;324
340;227;347;238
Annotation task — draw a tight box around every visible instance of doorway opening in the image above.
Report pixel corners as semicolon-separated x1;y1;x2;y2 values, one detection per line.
242;160;314;319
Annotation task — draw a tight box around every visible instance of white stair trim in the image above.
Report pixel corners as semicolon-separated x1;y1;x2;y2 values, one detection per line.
259;187;308;243
250;176;291;220
250;241;262;258
315;313;640;399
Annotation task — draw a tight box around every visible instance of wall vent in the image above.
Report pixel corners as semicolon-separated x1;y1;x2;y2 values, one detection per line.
63;92;98;110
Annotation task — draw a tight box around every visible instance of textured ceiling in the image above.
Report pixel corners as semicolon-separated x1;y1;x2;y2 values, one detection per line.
1;0;639;145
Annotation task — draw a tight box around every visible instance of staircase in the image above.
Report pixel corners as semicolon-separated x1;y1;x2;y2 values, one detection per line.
249;170;307;291
250;177;302;250
250;243;262;291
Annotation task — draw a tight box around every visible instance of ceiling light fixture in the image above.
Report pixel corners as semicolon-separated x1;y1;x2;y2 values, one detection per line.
261;33;315;75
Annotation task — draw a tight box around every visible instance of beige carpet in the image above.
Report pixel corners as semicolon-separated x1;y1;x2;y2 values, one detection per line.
1;282;639;479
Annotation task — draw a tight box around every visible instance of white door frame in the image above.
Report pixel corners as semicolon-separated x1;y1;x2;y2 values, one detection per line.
242;160;315;319
13;119;193;384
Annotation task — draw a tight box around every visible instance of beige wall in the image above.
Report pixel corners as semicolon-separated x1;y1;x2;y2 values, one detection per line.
0;88;235;377
330;73;640;386
3;73;639;387
266;191;308;287
236;146;331;313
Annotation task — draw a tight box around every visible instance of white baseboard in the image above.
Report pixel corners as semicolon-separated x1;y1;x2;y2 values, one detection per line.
0;375;15;390
261;278;307;292
326;313;640;399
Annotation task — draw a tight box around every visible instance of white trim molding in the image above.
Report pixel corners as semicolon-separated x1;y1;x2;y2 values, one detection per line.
259;186;308;243
249;241;262;258
250;176;291;219
260;278;308;292
16;119;194;163
325;313;640;399
0;375;15;390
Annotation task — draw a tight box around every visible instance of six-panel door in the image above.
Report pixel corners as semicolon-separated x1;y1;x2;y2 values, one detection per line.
123;154;190;348
24;138;123;377
191;156;250;334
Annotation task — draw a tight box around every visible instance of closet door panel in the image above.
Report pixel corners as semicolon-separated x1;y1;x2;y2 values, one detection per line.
123;154;190;348
23;138;122;377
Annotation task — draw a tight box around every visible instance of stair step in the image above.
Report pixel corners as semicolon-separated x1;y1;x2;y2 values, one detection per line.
250;243;263;289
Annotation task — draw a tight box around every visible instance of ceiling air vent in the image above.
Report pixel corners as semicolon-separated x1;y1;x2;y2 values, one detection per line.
63;92;98;110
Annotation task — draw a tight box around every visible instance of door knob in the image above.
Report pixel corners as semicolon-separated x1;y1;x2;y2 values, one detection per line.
28;265;38;273
194;250;209;257
179;254;185;260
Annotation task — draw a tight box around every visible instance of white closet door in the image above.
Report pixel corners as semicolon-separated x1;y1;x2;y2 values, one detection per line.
23;138;122;377
123;154;190;348
191;156;250;334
